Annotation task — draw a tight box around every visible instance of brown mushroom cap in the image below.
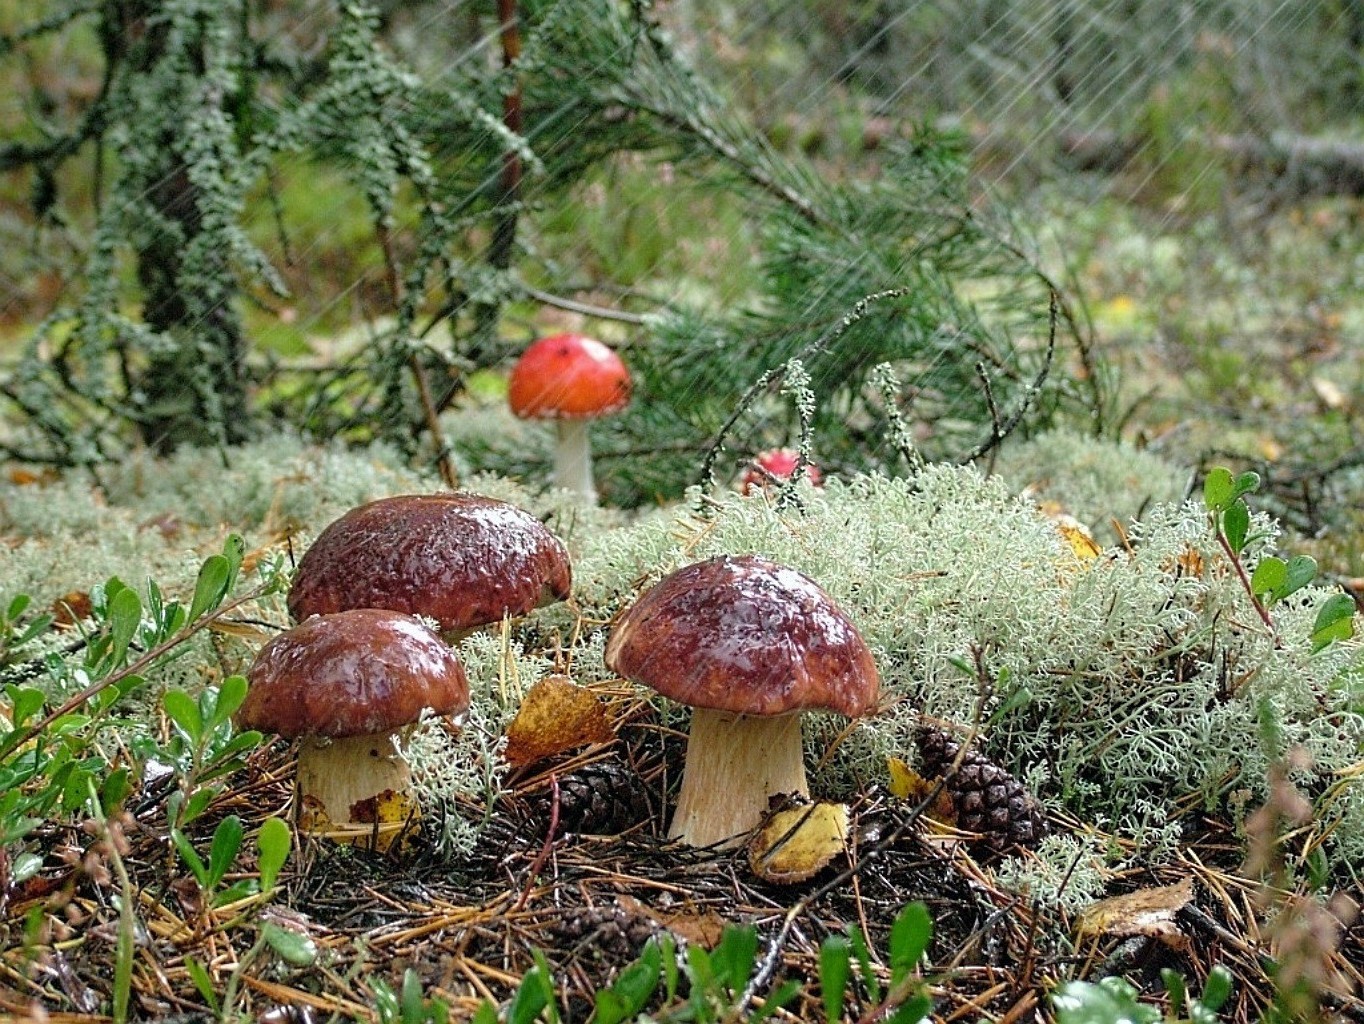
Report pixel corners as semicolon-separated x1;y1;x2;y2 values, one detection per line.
604;554;879;717
239;608;470;739
287;493;572;633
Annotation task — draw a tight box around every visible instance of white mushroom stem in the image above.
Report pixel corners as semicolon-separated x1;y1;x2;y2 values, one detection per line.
669;708;809;849
553;419;597;505
295;733;415;849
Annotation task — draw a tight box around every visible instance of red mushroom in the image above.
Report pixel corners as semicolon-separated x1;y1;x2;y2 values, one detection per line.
508;333;631;505
287;493;572;640
740;448;824;495
238;609;470;849
605;555;880;848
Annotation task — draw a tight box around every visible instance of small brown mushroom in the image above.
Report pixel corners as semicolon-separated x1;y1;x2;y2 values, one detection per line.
287;493;572;639
238;608;470;849
605;554;879;848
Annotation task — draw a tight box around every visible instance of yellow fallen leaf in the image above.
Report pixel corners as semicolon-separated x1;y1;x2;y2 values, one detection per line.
747;801;850;884
503;673;614;768
1055;515;1102;562
1075;877;1194;950
299;788;417;853
887;756;956;823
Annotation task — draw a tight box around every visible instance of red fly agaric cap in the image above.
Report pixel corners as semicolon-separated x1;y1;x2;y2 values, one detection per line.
238;609;470;739
741;448;824;494
508;334;631;420
287;494;572;634
605;554;879;717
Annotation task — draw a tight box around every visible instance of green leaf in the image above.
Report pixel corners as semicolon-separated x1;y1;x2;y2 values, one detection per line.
222;533;246;584
185;956;220;1012
188;555;231;624
847;922;879;1003
8;686;45;728
209;676;249;732
11;852;43;884
163;688;202;743
1278;555;1319;600
819;936;851;1023
181;790;220;829
660;934;678;1002
595;943;661;1024
1234;471;1261;499
888;902;932;985
107;587;142;666
102;768;133;813
887;993;933;1024
507;966;550;1024
401;969;425;1024
262;921;318;966
1053;978;1160;1024
1222;500;1250;554
1250;557;1287;599
1161;968;1187;1014
1199;965;1234;1012
711;924;759;994
172;828;209;887
5;594;31;621
257;816;291;891
471;1003;499;1024
1312;593;1356;652
752;978;801;1021
208;814;244;888
1203;467;1234;511
16;613;54;646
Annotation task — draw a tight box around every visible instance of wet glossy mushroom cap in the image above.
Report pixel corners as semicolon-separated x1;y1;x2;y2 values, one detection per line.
508;334;631;420
239;608;470;738
604;554;879;717
287;493;572;634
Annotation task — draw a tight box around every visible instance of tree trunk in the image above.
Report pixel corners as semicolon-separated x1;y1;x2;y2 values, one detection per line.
125;3;252;453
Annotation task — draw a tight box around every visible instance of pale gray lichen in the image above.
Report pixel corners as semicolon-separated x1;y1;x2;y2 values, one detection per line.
994;833;1113;915
403;629;554;858
992;429;1191;542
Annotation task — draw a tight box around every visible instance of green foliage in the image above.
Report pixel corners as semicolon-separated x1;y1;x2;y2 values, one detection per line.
465;901;933;1023
1053;966;1233;1024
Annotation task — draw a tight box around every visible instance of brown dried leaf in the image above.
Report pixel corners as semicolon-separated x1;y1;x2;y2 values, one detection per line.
1075;877;1194;950
747;801;850;885
617;895;727;949
52;590;93;626
503;674;614;768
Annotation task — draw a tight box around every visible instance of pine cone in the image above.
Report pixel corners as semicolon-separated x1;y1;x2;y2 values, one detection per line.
548;905;658;962
532;756;651;836
915;726;1047;853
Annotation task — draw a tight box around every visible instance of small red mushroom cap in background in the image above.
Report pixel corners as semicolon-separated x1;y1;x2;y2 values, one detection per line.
508;334;631;421
740;448;823;495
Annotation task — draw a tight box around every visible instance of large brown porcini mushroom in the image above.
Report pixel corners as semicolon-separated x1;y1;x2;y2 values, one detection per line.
238;609;469;849
604;554;880;848
287;493;572;639
507;333;631;505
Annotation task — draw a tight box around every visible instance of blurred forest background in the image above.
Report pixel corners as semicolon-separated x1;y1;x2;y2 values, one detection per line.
2;0;1364;526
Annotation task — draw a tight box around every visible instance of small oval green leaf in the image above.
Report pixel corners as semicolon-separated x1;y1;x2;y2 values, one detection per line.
188;555;231;623
1222;500;1250;554
262;921;317;966
256;816;291;891
1203;467;1234;511
1250;557;1286;598
108;587;142;665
